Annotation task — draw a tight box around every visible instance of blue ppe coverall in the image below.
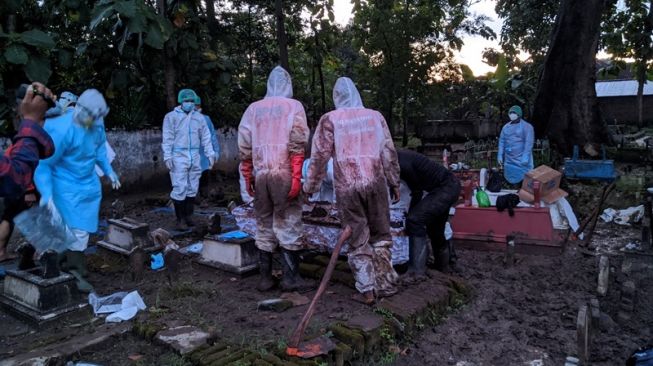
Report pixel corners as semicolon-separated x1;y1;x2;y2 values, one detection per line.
497;119;534;184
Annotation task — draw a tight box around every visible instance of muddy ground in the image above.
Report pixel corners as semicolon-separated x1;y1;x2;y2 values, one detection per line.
1;172;652;365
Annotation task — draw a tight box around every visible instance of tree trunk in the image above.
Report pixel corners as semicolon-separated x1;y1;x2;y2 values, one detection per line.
157;0;176;110
247;4;254;96
205;0;218;38
637;0;653;127
531;0;609;156
402;88;408;147
275;0;290;71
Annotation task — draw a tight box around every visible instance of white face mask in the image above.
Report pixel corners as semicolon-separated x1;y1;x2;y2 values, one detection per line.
509;113;519;121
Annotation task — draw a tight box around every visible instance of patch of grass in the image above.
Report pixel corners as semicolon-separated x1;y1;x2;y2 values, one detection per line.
166;282;204;299
159;352;192;366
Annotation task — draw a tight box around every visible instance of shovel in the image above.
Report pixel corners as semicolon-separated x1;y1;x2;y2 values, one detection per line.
286;225;352;358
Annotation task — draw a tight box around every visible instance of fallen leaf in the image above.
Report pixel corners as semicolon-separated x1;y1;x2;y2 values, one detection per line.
267;315;278;320
128;354;143;361
388;345;402;354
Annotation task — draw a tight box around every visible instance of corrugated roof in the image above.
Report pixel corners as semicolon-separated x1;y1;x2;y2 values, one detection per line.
595;79;653;97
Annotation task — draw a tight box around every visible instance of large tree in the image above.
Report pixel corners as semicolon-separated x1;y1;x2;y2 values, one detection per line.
531;0;610;156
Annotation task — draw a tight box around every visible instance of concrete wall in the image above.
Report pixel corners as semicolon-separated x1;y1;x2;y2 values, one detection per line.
598;96;653;125
1;128;240;190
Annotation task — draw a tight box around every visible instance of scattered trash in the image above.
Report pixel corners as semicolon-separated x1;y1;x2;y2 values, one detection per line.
151;253;164;270
280;292;310;307
601;206;644;226
65;362;102;366
127;354;143;361
218;230;250;241
149;228;175;247
91;291;147;323
623;241;642;252
257;298;294;312
181;242;203;254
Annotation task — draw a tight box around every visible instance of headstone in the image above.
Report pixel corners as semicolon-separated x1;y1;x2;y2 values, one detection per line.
197;236;257;274
98;217;155;255
597;256;609;296
564;356;580;366
0;268;89;325
618;280;636;322
577;305;590;364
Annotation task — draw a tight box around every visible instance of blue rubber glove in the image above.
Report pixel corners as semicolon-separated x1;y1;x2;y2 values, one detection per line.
108;172;121;190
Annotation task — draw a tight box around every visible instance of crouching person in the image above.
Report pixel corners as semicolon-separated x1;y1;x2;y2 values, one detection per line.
398;149;460;283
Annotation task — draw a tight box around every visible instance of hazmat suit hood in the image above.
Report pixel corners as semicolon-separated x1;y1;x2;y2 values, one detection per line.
333;77;364;109
265;66;293;98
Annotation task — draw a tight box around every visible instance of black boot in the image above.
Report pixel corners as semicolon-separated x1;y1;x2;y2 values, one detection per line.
280;249;314;292
403;235;428;284
172;200;186;230
184;197;195;227
61;250;93;293
257;250;275;292
433;244;450;273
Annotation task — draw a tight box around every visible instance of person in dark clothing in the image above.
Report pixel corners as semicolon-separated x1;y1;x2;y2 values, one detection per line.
398;149;460;282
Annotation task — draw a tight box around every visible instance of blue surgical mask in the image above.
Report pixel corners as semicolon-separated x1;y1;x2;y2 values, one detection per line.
182;102;195;113
509;113;519;121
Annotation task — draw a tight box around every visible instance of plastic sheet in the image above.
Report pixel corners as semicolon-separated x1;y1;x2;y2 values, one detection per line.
89;290;146;323
233;205;410;265
13;200;78;253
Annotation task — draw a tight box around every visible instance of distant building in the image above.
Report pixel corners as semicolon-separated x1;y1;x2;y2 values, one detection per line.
595;79;653;125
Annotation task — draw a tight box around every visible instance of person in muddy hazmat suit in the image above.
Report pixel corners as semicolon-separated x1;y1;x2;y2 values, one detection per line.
34;89;121;292
238;66;313;292
162;89;214;229
398;149;461;283
304;77;401;305
497;105;534;185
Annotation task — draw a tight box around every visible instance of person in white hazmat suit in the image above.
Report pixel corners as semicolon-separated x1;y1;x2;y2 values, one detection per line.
162;89;214;229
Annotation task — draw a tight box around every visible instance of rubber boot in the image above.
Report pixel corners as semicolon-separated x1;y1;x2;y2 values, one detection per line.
63;250;94;293
172;199;186;230
184;197;195;227
433;245;450;273
402;235;428;284
257;250;275;292
280;249;314;292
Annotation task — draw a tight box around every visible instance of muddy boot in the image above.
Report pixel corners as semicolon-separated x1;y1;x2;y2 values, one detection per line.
433;245;450;273
402;235;428;285
280;249;314;292
172;199;186;230
184;197;195;227
17;243;36;270
351;290;375;305
257;250;275;292
62;250;93;293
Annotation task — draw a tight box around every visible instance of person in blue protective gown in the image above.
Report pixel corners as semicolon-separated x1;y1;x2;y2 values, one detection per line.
195;96;220;198
497;105;534;185
34;89;121;292
161;89;214;228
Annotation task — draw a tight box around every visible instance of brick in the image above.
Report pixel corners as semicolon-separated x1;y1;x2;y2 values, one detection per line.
299;263;322;278
335;261;351;273
209;349;249;366
334;342;353;366
328;324;365;355
201;346;238;366
312;255;331;267
253;360;273;366
346;314;385;353
330;270;356;288
155;325;211;355
260;353;286;366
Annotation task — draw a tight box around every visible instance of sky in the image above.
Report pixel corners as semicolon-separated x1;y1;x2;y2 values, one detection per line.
332;0;503;76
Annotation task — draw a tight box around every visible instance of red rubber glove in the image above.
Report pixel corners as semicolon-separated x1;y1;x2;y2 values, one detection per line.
287;154;304;200
240;160;255;197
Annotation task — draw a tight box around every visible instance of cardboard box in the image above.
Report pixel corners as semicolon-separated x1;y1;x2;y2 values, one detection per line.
519;165;568;204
